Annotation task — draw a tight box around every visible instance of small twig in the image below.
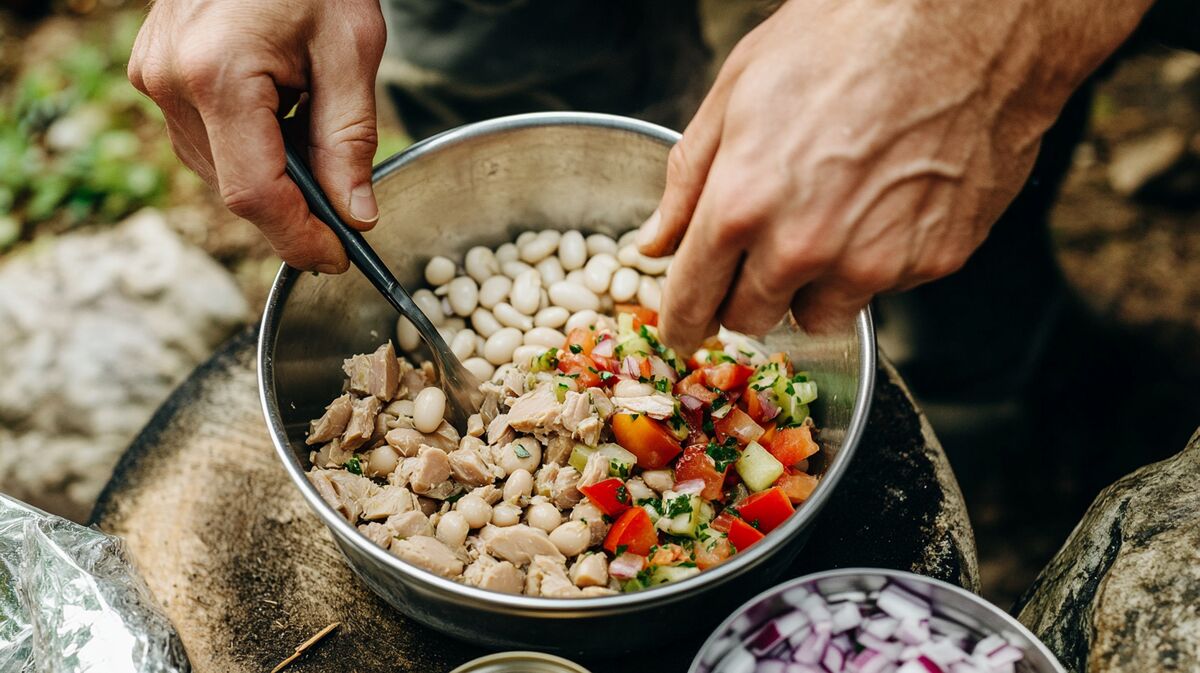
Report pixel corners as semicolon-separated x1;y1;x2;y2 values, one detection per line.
270;622;340;673
262;598;279;606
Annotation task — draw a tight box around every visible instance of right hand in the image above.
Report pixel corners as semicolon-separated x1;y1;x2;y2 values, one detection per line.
128;0;386;273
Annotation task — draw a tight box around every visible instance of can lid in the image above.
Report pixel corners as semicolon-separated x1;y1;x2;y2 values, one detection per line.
448;651;591;673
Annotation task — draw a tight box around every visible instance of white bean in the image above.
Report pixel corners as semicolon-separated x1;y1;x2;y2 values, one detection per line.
424;256;457;285
498;438;541;474
509;270;542;315
470;308;502;338
515;231;537;247
396;316;422;352
637;275;662;311
365;444;400;478
502;260;534;279
492;302;534;331
491;503;521;527
464;246;500;283
548;281;600;312
450;329;476;360
526;501;563;533
519;233;558;264
564;269;587;286
436;511;469;549
585;233;618;257
535;256;565;285
478;275;512;309
533;306;570;329
634;251;672;276
583;253;619;294
558;230;587;270
412;289;445;325
549;521;590;557
609;268;639;302
617;229;638;247
617;244;641;267
495;242;519;264
510;344;543;368
504;469;533;503
614;379;656;397
455;494;492;528
476;335;487;355
565;309;600;333
484;328;524;365
440;296;454;317
413;387;446;433
446;276;479;316
524;326;566;348
442;317;465;332
438;326;458;344
463;357;496;381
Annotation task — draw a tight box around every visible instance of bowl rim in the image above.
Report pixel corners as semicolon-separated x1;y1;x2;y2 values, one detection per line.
257;111;878;615
687;567;1068;673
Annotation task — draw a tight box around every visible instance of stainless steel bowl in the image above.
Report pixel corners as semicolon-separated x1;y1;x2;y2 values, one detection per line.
690;568;1066;673
258;112;876;656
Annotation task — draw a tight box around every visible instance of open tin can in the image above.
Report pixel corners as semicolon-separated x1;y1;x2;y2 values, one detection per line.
450;651;591;673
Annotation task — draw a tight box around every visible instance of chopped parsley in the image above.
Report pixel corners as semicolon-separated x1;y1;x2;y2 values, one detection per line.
445;490;466;504
513;443;531;459
637;497;663;515
344;456;362;475
598;370;615;382
654;377;670;393
706;438;740;472
615;544;629;557
703;417;715;435
665;494;693;518
711;396;728;411
609;459;631;479
616;484;630;504
569;344;583;354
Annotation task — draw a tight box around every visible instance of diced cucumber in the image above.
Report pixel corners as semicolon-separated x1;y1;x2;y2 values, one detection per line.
655;491;714;539
736;441;785;492
568;443;637;477
616;336;652;358
568;444;596;473
648;564;700;586
552;375;578;402
617;312;636;338
529;349;559;372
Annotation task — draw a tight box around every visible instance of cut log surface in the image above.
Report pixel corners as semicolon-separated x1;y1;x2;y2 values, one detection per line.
92;326;978;673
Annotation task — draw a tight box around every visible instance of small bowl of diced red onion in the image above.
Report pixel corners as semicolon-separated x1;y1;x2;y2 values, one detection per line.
690;568;1066;673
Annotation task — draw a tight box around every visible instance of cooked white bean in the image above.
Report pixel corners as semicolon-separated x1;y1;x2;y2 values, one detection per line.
413;289;445;325
526;501;563;533
509;270;542;315
635;252;671;276
396;316;422;352
515;231;537;248
483;327;524;365
365;444;400;478
503;468;533;503
475;335;487;354
438;326;458;344
582;253;619;294
642;469;675;492
450;330;476;360
538;288;550;312
613;379;656;397
524;327;566;348
464;246;500;283
548;281;600;312
436;510;469;548
463;357;495;381
424;256;457;285
549;521;590;557
470;308;502;338
446;276;479;316
637;275;662;311
558;230;587;270
491;502;521;527
443;317;465;332
533;306;570;329
609;268;639;302
502;260;534;279
586;233;619;256
455;494;492;528
535;256;565;285
510;344;543;368
478;275;512;309
433;283;450;297
495;242;519;264
413;387;446;433
564;269;587;286
391;399;416;416
442;297;455;318
617;244;641;267
519;233;558;264
617;229;638;247
498;437;541;475
565;309;600;333
493;302;534;331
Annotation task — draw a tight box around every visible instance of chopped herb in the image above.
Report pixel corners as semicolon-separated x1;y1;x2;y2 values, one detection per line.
654;378;669;393
616;485;630;504
587;366;599;373
599;370;615;382
615;544;629;557
785;382;795;395
711;396;728;411
445;490;466;504
637;498;663;515
602;514;613;523
678;561;698;568
739;349;754;359
609;459;631;479
630;413;640;421
666;494;693;518
569;344;583;354
749;518;761;530
513;443;531;459
668;412;686;432
344;456;362;475
565;372;580;379
638;375;650;383
706;440;740;472
703;417;715;435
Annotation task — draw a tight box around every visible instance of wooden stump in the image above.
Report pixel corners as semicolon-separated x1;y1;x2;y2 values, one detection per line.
91;327;978;673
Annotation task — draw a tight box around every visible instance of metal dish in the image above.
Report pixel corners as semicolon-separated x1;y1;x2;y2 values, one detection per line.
258;112;876;656
689;568;1066;673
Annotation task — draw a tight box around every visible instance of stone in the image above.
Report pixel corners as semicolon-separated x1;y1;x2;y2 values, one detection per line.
1015;427;1200;673
1106;128;1188;197
92;329;977;673
0;209;247;519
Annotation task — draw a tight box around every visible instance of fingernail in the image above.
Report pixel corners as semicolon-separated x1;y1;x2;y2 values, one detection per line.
636;209;661;249
314;263;341;274
350;183;379;223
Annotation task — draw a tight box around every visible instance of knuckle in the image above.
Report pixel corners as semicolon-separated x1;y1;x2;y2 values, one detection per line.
175;49;225;100
665;142;693;187
219;182;268;220
136;59;174;101
919;250;968;281
838;259;898;291
347;12;387;56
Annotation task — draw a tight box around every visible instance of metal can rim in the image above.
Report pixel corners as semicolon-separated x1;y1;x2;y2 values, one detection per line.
448;651;592;673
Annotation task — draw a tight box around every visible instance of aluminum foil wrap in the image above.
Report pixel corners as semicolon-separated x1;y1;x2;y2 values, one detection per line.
0;494;189;673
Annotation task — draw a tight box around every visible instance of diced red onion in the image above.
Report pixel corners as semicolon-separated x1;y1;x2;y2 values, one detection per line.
702;636;740;666
847;649;891;673
897;658;945;673
919;639;969;666
675;479;707;496
877;584;933;621
896;618;931;645
821;644;846;672
607;553;644;580
986;645;1023;666
680;394;705;412
790;622;830;664
620;355;642;379
829;602;862;634
971;635;1006;658
831;635;853;653
781;587;811;607
861;615;900;640
757;390;781;421
716;646;756;673
648;355;678;382
857;631;904;660
798;594;832;623
591;335;615;358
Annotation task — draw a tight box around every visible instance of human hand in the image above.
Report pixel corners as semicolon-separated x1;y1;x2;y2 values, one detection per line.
128;0;386;272
639;0;1151;352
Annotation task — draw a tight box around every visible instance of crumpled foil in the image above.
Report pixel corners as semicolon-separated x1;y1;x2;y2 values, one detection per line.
0;494;189;673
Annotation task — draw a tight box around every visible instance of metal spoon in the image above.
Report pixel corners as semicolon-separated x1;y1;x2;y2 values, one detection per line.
282;140;483;429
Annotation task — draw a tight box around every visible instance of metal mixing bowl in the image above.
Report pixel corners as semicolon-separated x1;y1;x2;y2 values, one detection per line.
258;112;876;656
690;568;1066;673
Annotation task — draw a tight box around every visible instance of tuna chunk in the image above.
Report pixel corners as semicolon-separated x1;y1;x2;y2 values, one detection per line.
587;388;615;419
400;360;430;400
390;535;463;578
448;446;495;487
559;391;593;434
543;434;574;467
536;463;583;509
574;417;603;447
486;414;516;448
341;395;382;451
463;554;525;594
578;452;609;488
611;394;675;419
409;446;452;495
506;386;561;433
385;427;455;456
387;510;433;539
502;367;527;398
343;342;400;401
361;485;418;520
308;468;379;522
306;393;353;445
466;413;486;438
569;553;609;588
525;555;581;598
358;522;394;549
570;501;610;546
479;524;564;565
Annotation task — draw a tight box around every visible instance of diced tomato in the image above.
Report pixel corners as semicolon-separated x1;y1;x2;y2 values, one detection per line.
677;402;709;447
604;507;659;556
614;304;659;329
778;472;820;504
726;516;766;551
733;486;794;534
557;352;602;389
611;413;682;469
675;370;718;404
710;510;737;534
702;363;754;392
649;543;687;567
758;423;777;448
766;425;820;467
564;327;597;356
769;352;794;376
714;407;764;446
694;535;735;569
673;445;726;500
579;478;632;517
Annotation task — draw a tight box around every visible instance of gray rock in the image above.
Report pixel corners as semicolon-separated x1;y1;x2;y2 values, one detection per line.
0;209;247;519
1015;427;1200;673
1106;129;1188;197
